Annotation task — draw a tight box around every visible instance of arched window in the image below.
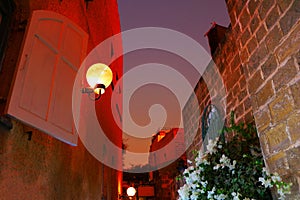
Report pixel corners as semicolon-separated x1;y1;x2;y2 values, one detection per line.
201;104;222;150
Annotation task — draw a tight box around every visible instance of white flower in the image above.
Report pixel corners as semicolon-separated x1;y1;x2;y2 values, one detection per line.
214;194;227;200
195;156;202;165
277;183;292;200
200;181;208;188
186;170;199;185
213;164;221;170
190;191;199;200
220;154;230;168
229;160;237;171
207;187;216;199
262;167;270;176
178;184;189;200
259;177;272;188
207;138;218;154
187;159;193;164
232;192;241;200
271;173;282;182
203;159;210;165
277;187;285;200
184;165;194;175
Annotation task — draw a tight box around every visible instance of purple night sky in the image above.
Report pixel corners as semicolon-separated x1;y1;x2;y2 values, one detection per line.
117;0;230;52
117;1;231;168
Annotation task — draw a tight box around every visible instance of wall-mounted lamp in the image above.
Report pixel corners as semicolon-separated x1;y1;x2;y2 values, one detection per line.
81;63;113;101
127;187;136;197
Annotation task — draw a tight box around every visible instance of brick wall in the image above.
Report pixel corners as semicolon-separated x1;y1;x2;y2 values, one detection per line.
183;0;300;198
183;24;253;160
227;0;300;197
0;0;122;199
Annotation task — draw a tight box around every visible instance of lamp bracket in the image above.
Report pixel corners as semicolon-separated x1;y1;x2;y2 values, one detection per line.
81;88;94;94
81;84;106;101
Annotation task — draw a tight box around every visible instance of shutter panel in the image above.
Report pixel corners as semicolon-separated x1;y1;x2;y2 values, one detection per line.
7;10;88;145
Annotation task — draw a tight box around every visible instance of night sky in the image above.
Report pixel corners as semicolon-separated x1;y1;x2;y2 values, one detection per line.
117;0;230;52
117;0;231;168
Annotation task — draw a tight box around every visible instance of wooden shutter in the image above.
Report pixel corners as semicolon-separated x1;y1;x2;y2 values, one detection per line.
7;10;88;145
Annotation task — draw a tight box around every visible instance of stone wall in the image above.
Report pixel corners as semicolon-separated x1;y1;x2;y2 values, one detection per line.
0;0;122;199
183;0;300;198
229;0;300;197
183;24;253;160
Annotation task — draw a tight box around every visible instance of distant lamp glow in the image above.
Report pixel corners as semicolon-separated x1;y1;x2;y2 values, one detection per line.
82;63;113;101
126;187;136;197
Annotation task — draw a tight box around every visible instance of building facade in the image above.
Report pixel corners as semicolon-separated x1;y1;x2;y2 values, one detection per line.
149;128;186;200
0;0;122;199
183;0;300;198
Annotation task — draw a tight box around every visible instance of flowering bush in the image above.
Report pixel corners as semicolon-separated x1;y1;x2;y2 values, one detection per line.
178;114;292;200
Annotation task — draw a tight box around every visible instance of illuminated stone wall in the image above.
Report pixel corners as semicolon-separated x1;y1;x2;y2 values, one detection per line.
183;0;300;198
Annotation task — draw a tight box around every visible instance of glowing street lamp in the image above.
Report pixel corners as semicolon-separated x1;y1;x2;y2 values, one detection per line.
81;63;113;100
126;187;136;197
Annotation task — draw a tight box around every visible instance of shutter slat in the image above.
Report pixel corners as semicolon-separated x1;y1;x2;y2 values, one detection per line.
7;10;88;146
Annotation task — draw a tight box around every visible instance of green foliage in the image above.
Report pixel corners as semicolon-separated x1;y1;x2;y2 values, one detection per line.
178;112;292;200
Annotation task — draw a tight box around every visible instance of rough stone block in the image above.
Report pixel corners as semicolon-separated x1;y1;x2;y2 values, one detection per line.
243;97;252;111
265;25;283;53
232;82;240;95
235;103;245;120
238;89;248;102
266;151;288;175
269;90;294;122
256;24;267;43
273;58;297;91
248;0;260;15
291;80;300;108
266;123;290;153
256;81;274;107
259;134;269;155
287;147;300;172
287;112;300;143
226;0;236;14
240;28;251;47
277;0;293;13
296;50;300;66
265;6;280;29
254;107;271;132
247;37;258;55
279;0;300;35
230;54;242;73
243;110;254;123
259;0;275;20
261;55;277;79
239;75;247;89
248;70;264;94
240;48;249;64
239;7;251;31
226;70;241;89
229;10;237;27
276;21;300;62
235;0;248;17
249;43;269;69
250;14;261;34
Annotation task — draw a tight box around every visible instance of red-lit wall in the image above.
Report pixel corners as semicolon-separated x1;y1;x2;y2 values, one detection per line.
149;128;185;168
0;0;122;199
